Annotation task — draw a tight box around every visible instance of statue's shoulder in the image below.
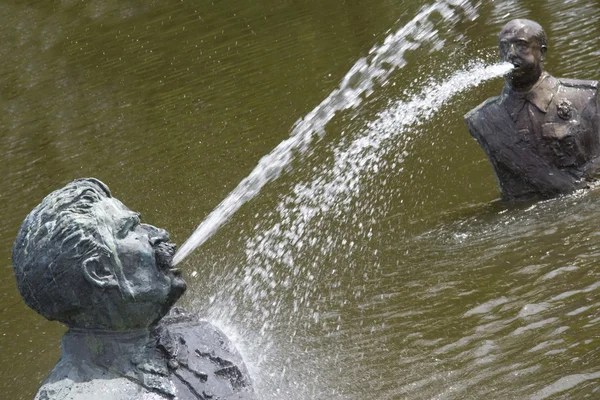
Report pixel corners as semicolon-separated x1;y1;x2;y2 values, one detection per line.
35;378;74;400
158;307;248;372
558;77;598;92
555;77;598;109
159;307;226;344
465;96;501;122
35;357;163;400
34;359;78;400
156;307;255;399
36;376;158;400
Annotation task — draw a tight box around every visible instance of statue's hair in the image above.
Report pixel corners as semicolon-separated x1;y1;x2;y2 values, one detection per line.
500;19;548;49
12;178;112;325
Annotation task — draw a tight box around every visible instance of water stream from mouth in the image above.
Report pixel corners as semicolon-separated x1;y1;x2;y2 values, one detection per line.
176;1;513;397
172;0;480;266
242;60;513;309
204;60;513;399
244;58;512;328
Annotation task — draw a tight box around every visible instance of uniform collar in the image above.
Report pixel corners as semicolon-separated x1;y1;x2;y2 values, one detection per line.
500;72;558;120
61;328;177;397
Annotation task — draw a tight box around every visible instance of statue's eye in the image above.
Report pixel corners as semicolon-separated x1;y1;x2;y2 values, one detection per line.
516;40;528;50
118;214;140;238
117;221;133;238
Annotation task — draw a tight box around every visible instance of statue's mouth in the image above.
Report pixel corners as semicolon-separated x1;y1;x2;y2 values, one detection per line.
154;241;181;276
508;63;526;78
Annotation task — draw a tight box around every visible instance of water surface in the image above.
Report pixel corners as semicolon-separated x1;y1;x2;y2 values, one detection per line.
1;0;600;399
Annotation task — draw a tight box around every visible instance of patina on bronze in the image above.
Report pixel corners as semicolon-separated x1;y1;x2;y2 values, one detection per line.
465;19;600;202
12;178;255;400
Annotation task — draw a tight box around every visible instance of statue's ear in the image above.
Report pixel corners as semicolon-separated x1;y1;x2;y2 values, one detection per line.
540;45;547;62
82;256;119;289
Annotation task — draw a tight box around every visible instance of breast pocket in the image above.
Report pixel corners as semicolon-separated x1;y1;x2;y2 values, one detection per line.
541;121;584;167
541;121;579;139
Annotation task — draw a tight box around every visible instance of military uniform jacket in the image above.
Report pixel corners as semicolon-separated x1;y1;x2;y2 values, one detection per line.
34;308;255;400
465;72;600;201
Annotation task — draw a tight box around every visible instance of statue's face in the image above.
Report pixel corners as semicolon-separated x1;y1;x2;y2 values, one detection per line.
499;21;545;90
93;196;186;327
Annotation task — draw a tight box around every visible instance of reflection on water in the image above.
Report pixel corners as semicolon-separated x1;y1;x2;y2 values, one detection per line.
1;0;600;399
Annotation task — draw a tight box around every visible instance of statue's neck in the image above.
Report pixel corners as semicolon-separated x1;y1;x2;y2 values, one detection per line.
61;327;164;373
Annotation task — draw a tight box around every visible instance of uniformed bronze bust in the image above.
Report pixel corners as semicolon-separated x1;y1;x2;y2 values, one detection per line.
12;178;255;400
465;19;600;201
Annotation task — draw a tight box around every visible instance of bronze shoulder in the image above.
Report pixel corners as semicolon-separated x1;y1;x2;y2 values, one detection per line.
465;96;500;121
558;78;598;91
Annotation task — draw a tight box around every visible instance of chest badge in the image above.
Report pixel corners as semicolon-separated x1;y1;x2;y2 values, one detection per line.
557;98;575;120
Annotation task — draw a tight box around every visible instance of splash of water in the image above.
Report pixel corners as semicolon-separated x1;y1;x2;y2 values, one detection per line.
218;61;512;399
172;0;479;266
242;61;513;317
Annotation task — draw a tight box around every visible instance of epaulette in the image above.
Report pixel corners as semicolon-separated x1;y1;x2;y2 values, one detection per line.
465;95;500;120
559;78;598;90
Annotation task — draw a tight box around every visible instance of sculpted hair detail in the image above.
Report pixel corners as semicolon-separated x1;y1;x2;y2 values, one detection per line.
12;178;112;324
531;22;547;50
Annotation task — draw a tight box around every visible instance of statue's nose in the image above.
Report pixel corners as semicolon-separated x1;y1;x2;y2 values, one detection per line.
143;224;170;245
507;43;519;58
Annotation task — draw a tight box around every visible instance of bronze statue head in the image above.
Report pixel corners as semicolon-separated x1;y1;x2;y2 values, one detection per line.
12;178;186;331
499;19;548;91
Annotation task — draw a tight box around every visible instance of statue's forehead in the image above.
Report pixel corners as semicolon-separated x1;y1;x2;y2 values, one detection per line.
500;23;534;40
94;197;134;221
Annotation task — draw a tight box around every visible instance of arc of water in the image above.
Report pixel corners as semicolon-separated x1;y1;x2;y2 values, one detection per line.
242;61;513;312
172;0;477;266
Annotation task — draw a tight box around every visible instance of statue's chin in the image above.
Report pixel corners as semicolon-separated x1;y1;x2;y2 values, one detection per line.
153;279;186;326
506;67;543;91
154;241;187;307
155;242;176;271
507;69;526;82
169;274;187;297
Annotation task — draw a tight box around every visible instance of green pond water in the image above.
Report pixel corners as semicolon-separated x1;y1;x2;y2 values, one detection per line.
1;1;600;398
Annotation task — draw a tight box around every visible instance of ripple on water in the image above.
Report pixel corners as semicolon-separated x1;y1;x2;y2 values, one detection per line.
518;303;550;318
511;317;559;336
530;371;600;400
463;297;510;317
540;265;579;280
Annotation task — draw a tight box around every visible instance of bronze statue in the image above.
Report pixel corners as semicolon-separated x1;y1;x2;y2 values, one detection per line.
12;178;255;400
465;19;600;201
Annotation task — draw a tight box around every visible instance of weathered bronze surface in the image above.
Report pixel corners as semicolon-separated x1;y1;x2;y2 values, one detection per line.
12;178;255;400
465;19;600;202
